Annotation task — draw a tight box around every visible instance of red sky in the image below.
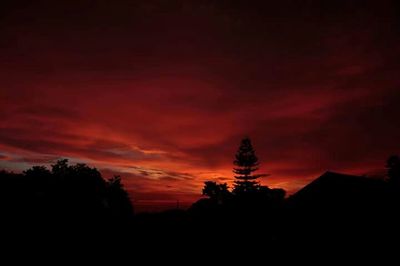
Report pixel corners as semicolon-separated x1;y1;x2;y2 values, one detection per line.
1;0;400;211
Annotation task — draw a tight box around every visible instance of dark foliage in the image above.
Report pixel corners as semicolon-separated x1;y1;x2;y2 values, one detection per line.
202;181;231;203
233;137;267;194
0;159;134;227
2;152;400;259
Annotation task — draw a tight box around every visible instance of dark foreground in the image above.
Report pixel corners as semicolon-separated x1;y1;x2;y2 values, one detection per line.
1;167;400;262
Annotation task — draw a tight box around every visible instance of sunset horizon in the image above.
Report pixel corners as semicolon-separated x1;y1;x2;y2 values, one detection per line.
1;0;399;212
2;2;400;257
0;136;392;212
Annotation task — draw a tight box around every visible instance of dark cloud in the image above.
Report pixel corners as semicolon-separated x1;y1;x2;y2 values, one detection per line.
14;105;81;120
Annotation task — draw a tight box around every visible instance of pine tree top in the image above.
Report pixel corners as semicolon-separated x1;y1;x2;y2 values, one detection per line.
233;137;259;168
233;137;266;182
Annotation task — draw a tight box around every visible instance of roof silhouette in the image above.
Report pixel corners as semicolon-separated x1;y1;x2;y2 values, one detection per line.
288;171;388;209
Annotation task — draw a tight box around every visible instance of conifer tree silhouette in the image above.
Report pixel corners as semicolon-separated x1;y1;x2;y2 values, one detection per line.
233;137;266;194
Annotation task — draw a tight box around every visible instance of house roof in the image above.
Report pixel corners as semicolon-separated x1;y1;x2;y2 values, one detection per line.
288;171;388;208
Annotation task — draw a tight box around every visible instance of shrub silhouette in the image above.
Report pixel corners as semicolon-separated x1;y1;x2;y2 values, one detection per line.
202;181;231;203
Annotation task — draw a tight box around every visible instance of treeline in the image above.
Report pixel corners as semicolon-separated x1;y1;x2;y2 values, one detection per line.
0;159;133;226
1;138;400;252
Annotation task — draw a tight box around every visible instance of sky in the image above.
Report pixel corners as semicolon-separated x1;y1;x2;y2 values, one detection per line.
1;0;400;211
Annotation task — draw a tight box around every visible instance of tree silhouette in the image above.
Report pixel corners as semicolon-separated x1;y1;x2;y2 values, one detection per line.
23;166;53;207
387;155;400;186
233;137;266;194
24;166;52;188
51;158;69;176
202;181;230;203
106;175;134;219
0;159;134;224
